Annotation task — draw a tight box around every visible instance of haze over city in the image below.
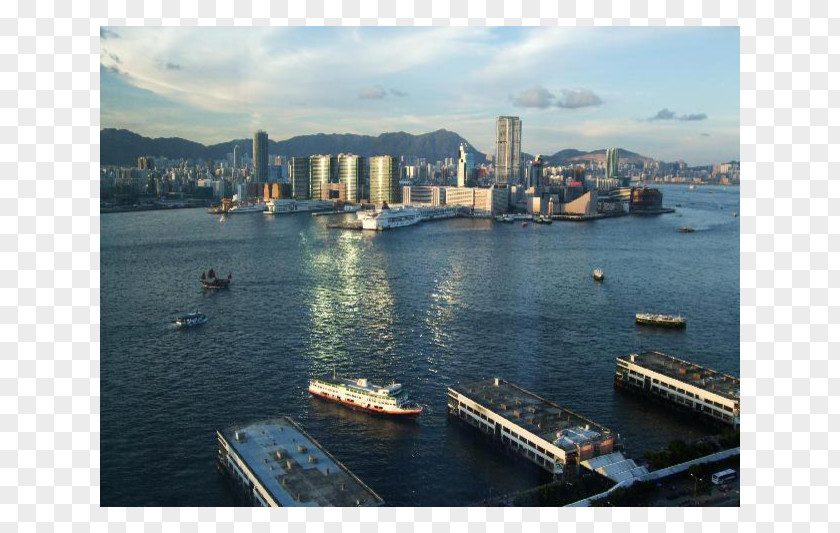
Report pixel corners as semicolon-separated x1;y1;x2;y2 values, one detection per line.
100;27;738;165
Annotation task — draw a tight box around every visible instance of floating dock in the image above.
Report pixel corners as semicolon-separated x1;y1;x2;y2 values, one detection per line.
614;352;740;427
217;417;383;507
447;378;616;477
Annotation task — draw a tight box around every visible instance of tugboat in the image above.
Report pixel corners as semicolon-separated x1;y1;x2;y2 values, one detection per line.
593;268;604;282
635;313;687;328
309;370;422;416
174;311;209;328
679;226;695;233
201;269;232;289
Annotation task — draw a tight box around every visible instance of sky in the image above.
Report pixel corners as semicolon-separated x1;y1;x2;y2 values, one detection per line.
100;27;739;166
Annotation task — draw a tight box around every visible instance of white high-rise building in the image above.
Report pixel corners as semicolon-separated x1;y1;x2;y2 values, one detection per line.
457;143;475;187
495;116;522;185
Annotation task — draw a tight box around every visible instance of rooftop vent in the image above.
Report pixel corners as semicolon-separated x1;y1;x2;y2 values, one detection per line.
296;445;308;454
275;449;285;460
234;430;244;442
308;455;317;464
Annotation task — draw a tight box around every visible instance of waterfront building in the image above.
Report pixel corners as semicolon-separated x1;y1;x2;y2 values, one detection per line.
615;352;740;427
495;116;522;185
605;148;619;182
369;156;400;204
338;154;367;203
290;157;311;199
253;130;269;184
456;143;474;187
443;186;508;216
629;186;663;212
309;155;336;201
217;417;383;507
448;378;616;476
402;186;446;206
319;182;347;202
559;190;598;216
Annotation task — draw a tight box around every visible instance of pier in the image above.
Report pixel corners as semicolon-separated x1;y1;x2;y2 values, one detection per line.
447;378;616;477
217;417;383;507
614;352;740;427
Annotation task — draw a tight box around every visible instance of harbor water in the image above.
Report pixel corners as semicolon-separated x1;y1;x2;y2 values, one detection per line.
101;184;740;506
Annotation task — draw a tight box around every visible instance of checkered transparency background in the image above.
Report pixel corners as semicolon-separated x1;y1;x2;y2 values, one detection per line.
1;0;835;529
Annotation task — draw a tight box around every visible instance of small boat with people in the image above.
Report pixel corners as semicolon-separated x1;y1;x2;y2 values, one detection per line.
593;268;604;282
635;313;687;328
174;311;209;328
201;269;232;289
309;370;422;416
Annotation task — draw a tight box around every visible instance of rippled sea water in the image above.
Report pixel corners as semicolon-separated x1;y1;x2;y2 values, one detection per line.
101;184;739;506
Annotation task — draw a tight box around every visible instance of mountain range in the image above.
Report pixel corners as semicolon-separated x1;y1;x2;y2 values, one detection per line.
99;128;652;167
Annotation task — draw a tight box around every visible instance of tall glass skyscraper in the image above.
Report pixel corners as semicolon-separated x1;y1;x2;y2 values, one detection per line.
253;130;269;184
338;154;367;203
309;155;338;200
605;147;619;181
369;156;400;205
495;116;522;185
290;157;311;199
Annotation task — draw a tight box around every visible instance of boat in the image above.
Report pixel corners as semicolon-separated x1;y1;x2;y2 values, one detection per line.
533;215;553;224
680;226;695;233
495;214;515;223
732;212;739;218
635;313;687;328
356;203;421;230
201;269;231;289
227;203;266;214
309;373;422;416
593;268;604;282
264;199;335;214
521;222;528;228
688;185;696;190
174;311;209;328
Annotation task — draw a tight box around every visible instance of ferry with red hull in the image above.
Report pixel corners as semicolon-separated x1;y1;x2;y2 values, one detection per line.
309;375;422;416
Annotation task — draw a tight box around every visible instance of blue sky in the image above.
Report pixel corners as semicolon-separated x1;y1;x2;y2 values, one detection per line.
100;27;739;165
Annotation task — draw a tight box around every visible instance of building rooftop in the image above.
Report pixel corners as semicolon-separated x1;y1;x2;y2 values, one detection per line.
219;417;383;507
620;351;740;402
450;379;612;451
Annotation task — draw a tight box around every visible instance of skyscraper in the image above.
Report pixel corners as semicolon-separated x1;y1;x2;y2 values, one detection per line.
309;155;338;200
253;130;269;184
338;154;367;203
495;116;522;185
290;157;311;199
233;145;240;169
457;143;474;188
605;148;619;182
369;156;400;205
528;155;544;191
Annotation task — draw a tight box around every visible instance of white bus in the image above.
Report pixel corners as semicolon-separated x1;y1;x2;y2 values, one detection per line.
711;469;737;485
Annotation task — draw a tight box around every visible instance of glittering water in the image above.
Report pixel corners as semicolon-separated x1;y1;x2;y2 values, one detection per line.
101;185;739;506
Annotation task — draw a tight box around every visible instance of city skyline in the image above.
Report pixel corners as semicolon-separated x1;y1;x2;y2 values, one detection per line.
101;27;738;166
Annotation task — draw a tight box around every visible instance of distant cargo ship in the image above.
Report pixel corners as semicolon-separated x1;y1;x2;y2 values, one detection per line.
309;375;422;415
635;313;687;328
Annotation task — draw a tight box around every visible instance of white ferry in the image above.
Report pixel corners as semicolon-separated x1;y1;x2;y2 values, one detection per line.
264;199;334;214
309;375;422;416
227;203;266;214
356;205;421;230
